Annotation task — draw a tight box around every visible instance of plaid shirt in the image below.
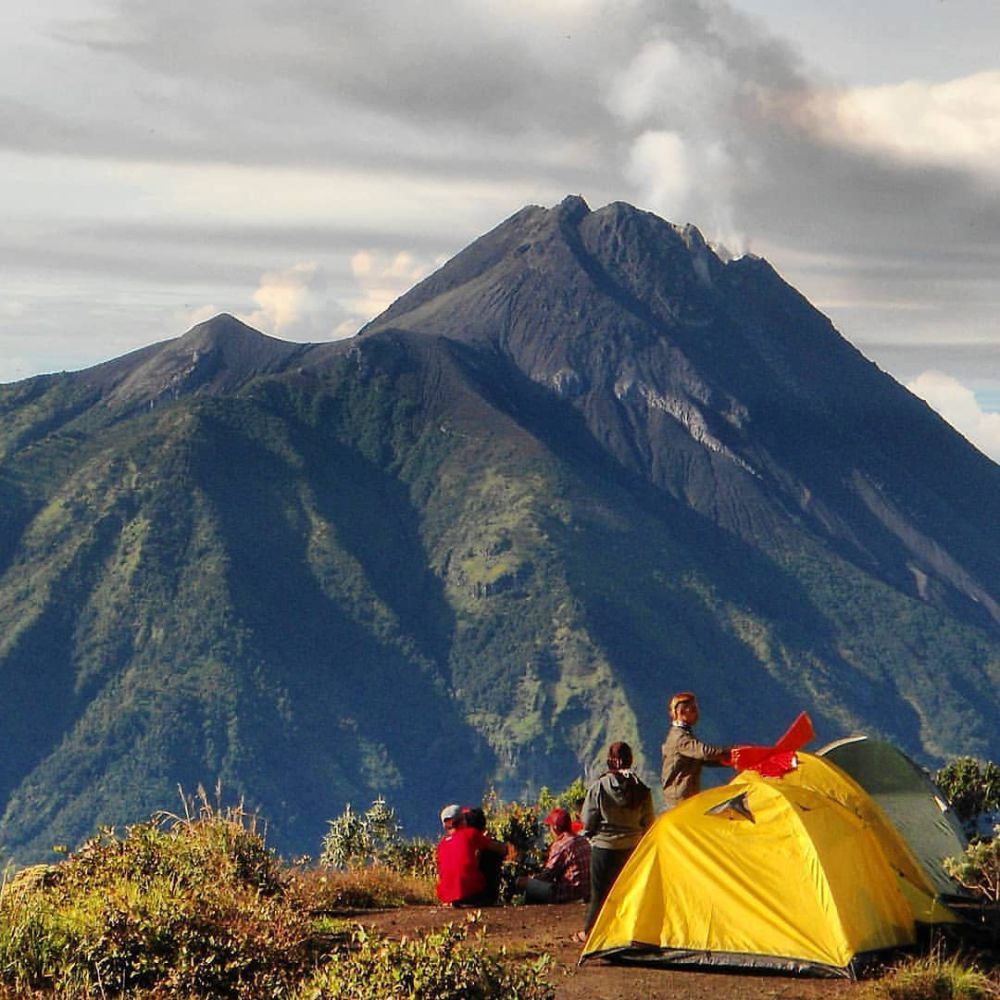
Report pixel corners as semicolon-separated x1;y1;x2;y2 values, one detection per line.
543;833;591;903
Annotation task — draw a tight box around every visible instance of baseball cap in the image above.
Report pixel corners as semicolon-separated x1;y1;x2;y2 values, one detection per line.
440;803;462;825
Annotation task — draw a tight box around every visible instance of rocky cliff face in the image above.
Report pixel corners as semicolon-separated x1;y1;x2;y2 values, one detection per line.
0;198;997;863
364;196;1000;628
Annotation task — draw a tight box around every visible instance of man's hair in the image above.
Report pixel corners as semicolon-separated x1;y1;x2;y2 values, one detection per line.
462;806;487;831
669;692;696;718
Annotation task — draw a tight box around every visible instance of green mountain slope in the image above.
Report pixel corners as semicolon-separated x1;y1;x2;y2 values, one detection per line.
0;199;997;862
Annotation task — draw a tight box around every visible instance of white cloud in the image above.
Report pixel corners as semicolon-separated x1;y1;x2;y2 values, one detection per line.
235;250;443;343
3;0;1000;393
344;250;439;325
240;262;324;339
812;71;1000;180
907;371;1000;463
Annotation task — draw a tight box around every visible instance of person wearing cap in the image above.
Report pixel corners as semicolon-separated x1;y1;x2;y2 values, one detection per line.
435;803;507;906
660;691;732;809
575;741;654;941
515;807;591;904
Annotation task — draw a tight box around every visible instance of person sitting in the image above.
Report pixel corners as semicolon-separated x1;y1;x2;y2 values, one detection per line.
462;806;502;905
435;803;506;907
516;807;591;904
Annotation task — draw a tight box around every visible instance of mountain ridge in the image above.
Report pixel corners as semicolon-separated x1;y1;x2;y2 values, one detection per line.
0;196;996;863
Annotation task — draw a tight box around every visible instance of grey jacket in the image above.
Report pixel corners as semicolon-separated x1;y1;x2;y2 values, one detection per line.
660;723;729;808
581;770;655;850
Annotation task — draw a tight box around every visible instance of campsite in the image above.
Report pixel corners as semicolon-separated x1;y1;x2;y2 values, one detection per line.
362;903;858;1000
0;723;995;999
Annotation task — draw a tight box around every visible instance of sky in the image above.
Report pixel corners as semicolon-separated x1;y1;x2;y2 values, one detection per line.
3;0;999;462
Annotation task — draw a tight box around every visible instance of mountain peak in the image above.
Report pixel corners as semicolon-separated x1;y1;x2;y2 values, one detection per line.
178;312;270;350
83;314;310;409
555;193;591;223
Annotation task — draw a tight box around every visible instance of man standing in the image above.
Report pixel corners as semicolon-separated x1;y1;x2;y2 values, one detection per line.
661;692;732;809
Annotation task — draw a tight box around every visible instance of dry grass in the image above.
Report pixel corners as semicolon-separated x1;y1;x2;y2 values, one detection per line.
289;863;438;913
860;952;999;1000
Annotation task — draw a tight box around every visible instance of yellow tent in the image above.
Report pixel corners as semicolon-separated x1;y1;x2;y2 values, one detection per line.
580;753;958;978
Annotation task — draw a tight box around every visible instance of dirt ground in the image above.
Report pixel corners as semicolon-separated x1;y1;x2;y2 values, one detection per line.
361;902;861;1000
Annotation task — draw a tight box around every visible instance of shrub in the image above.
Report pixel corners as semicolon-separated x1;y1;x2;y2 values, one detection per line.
859;951;999;1000
294;917;554;1000
537;777;587;819
0;793;310;999
375;837;437;881
944;826;1000;904
320;798;435;878
320;802;368;870
482;792;542;858
936;759;1000;838
480;791;545;900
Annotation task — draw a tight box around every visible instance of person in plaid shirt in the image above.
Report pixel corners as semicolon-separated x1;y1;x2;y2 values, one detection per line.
517;807;591;904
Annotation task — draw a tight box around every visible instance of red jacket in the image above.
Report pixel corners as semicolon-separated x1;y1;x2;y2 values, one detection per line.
435;826;493;903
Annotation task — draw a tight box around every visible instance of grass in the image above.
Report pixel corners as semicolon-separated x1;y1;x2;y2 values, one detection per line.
861;952;1000;1000
289;863;438;912
0;792;547;999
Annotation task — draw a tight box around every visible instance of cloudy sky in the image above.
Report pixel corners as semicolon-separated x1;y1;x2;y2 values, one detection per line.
3;0;1000;461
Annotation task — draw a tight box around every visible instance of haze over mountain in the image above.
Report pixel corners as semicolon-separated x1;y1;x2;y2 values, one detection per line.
1;197;997;862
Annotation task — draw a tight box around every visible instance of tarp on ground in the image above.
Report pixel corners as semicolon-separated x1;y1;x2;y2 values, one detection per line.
580;752;958;978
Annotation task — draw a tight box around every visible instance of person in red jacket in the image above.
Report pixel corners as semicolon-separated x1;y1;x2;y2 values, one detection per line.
435;803;507;906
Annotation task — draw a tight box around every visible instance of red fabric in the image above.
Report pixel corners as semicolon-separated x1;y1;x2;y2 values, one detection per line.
435;826;490;903
730;712;814;777
753;750;798;777
774;711;815;753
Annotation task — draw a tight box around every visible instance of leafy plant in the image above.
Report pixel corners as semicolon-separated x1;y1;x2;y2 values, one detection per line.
319;797;435;878
293;916;554;1000
944;826;1000;904
936;758;1000;838
537;777;587;820
319;803;368;870
0;791;309;999
480;790;545;901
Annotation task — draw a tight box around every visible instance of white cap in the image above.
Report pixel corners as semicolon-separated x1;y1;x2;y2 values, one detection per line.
440;803;462;825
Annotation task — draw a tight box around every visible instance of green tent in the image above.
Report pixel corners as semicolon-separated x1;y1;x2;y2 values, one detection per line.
817;736;971;901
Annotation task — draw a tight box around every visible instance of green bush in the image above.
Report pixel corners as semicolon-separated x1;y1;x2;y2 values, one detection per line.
0;795;310;999
294;918;553;1000
537;777;587;819
320;798;435;879
944;826;1000;904
936;758;1000;837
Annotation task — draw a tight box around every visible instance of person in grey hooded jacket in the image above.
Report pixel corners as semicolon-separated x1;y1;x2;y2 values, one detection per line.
576;741;655;939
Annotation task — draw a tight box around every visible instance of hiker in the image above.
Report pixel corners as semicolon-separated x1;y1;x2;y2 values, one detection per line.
462;806;502;905
660;691;732;809
575;741;654;941
435;803;507;907
515;807;591;904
